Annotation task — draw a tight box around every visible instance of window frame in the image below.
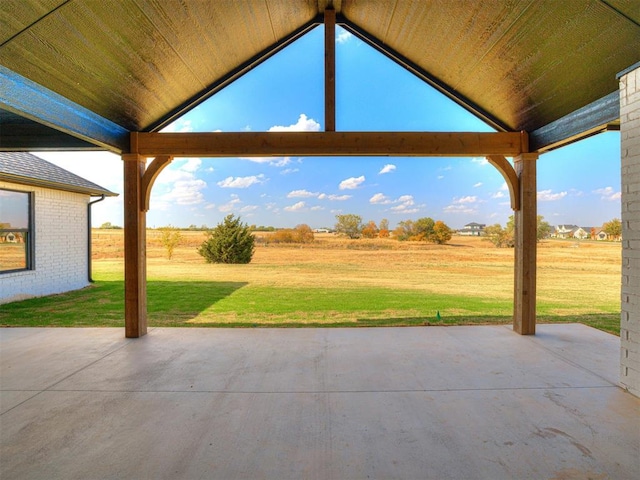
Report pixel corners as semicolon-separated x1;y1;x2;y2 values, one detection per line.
0;188;35;273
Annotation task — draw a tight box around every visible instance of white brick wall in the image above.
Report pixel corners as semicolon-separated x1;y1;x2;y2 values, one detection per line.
0;181;89;303
620;65;640;397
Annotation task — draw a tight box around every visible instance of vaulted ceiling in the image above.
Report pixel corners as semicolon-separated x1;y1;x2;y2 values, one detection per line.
1;0;639;153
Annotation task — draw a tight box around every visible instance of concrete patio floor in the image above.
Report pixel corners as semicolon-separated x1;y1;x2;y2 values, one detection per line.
1;324;638;480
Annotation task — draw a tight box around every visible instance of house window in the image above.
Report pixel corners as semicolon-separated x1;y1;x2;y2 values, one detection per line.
0;189;34;273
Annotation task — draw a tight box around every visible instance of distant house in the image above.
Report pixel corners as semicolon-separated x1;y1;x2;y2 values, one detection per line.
572;227;590;240
0;152;117;304
459;222;485;236
553;224;581;239
595;230;609;241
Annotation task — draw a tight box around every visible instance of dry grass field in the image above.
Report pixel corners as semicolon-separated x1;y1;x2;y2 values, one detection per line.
80;229;621;333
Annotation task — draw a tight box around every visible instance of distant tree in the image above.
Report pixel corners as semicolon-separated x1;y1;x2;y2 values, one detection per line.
198;214;255;264
484;224;513;248
99;221;122;229
335;214;363;239
269;225;314;244
603;218;622;240
430;220;453;244
393;220;414;241
294;224;315;243
536;216;552;241
378;218;390;238
590;227;597;240
486;215;551;247
413;217;435;241
361;220;379;239
158;225;182;260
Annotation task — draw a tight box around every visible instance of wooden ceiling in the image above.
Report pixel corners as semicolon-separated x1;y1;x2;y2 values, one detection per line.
1;0;639;153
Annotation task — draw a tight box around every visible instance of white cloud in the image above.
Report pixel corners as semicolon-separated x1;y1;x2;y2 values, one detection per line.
269;114;321;132
444;204;476;214
281;168;299;175
178;158;201;172
218;195;241;213
471;157;488;166
537;189;567;201
284;201;306;212
155;179;207;207
339;175;365;190
370;193;391;204
500;182;509;191
217;174;265;188
240;205;258;213
396;195;414;205
336;29;353;44
311;206;324;211
593;186;621;201
288;189;318;198
318;193;351;201
160;119;193;133
379;164;396;174
444;195;480;214
240;156;291;167
473;182;483;188
437;175;444;180
388;195;418;214
491;191;506;199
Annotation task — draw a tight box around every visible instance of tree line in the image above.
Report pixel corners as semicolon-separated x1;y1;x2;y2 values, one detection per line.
334;214;453;244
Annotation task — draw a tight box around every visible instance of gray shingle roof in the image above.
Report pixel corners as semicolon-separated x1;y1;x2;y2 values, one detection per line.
0;152;117;196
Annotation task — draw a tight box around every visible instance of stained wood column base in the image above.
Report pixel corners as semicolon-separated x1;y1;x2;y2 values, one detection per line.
513;153;538;335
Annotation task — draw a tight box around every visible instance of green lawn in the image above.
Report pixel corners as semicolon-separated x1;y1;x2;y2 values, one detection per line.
0;273;620;334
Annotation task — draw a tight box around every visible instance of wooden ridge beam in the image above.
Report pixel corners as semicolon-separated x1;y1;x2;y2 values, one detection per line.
132;131;526;157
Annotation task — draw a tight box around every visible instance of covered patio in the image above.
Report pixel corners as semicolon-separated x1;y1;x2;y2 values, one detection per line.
1;324;638;479
1;2;640;477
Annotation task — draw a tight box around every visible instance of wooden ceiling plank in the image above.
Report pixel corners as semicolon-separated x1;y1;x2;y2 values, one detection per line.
133;131;525;157
0;66;129;152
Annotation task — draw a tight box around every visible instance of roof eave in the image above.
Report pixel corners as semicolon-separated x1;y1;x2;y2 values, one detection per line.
0;173;118;197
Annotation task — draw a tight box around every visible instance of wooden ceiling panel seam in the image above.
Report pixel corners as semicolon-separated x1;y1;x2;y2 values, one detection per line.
0;0;70;46
264;0;278;43
267;0;320;38
600;0;640;27
131;0;207;92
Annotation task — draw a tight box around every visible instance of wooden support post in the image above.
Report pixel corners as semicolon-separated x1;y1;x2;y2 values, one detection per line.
324;8;336;132
123;153;147;338
513;153;538;335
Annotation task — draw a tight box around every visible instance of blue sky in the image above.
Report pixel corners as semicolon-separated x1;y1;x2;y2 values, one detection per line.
38;26;621;230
